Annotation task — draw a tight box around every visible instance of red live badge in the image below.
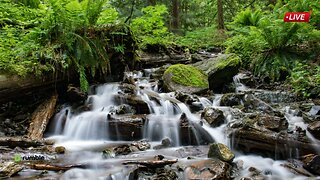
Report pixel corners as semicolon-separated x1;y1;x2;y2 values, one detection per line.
284;12;310;22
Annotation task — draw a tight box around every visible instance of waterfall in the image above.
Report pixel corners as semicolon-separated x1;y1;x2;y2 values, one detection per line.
49;84;119;141
233;73;249;93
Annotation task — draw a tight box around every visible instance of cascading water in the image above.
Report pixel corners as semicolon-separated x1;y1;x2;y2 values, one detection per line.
49;84;119;143
43;68;320;179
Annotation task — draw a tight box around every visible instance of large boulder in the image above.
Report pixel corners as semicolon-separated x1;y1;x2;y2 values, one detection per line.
208;143;235;163
162;64;208;94
193;54;241;92
301;154;320;175
307;121;320;140
184;159;231;179
201;107;225;127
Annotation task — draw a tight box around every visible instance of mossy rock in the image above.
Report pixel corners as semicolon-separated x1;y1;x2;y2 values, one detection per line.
193;53;241;92
208;143;235;163
163;64;208;94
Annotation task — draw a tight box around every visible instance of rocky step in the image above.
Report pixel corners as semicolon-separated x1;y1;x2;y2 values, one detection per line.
230;128;320;159
62;114;214;145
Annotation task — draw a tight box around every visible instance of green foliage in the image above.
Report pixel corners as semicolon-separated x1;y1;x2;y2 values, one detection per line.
131;5;172;48
231;8;263;27
226;8;318;81
0;0;46;75
0;0;122;92
164;64;208;88
176;26;227;50
290;63;320;98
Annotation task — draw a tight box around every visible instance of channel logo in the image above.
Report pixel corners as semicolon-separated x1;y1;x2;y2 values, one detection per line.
284;12;310;22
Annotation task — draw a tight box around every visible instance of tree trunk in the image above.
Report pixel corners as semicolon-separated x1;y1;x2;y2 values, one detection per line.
217;0;224;30
27;94;58;140
172;0;180;30
148;0;156;6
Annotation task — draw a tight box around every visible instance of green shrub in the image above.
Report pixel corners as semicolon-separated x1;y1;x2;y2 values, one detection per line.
130;5;172;48
290;63;320;98
226;12;317;81
176;26;227;50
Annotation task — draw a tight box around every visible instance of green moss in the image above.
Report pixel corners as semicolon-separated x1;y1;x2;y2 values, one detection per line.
164;64;208;88
214;54;241;71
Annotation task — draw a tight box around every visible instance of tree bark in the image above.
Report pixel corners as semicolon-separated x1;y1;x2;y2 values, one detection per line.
148;0;156;6
27;94;58;140
172;0;180;30
217;0;225;30
26;163;87;171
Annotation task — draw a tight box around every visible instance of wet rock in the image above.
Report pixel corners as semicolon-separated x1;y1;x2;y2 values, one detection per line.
307;121;320;140
243;94;276;114
254;91;296;104
299;103;314;113
201;107;225;127
107;114;145;140
131;140;151;151
184;159;231;179
230;127;320;159
180;121;215;145
114;144;132;155
162;64;208;94
191;54;204;63
194;53;241;92
115;104;136;114
175;92;197;104
236;72;255;87
67;85;87;104
119;83;136;94
208;143;235;163
133;166;178;180
309;106;320;116
55;146;66;154
231;160;244;179
0;162;23;178
102;149;115;159
257;114;288;132
154;138;172;149
114;95;150;114
220;93;244;106
301;154;320;175
281;159;314;177
245;167;267;180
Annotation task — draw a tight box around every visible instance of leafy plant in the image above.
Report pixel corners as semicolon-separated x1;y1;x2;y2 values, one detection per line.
130;5;172;48
226;10;317;81
290;63;320;98
176;26;227;50
231;8;263;27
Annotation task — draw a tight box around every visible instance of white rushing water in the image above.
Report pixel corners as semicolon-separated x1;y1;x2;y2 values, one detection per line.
48;84;120;147
46;69;318;179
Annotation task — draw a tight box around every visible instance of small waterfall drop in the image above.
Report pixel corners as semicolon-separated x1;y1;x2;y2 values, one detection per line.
233;73;249;93
49;84;119;142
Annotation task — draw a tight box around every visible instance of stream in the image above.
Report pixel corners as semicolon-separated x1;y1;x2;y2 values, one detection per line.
8;68;320;179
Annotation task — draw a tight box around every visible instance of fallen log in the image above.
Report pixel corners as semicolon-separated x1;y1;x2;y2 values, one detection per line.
123;159;178;168
25;163;87;171
0;73;74;104
139;54;189;68
27;94;58;140
0;137;44;148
